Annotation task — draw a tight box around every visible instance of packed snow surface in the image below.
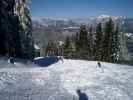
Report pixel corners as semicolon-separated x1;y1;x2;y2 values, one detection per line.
0;59;133;100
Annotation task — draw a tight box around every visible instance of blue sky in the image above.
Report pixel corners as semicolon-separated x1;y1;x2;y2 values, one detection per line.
30;0;133;18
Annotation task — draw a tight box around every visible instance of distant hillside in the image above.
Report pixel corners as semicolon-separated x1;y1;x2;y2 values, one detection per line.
32;15;133;50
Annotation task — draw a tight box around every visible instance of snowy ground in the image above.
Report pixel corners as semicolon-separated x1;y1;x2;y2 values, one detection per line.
0;59;133;100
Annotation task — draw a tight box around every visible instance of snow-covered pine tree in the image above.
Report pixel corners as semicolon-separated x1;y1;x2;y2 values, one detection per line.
110;24;120;63
14;0;34;59
119;32;131;62
102;18;121;63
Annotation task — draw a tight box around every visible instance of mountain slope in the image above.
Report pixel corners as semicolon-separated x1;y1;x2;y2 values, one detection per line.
0;59;133;100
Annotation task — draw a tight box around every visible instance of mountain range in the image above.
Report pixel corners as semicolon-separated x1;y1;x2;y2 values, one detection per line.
32;15;133;47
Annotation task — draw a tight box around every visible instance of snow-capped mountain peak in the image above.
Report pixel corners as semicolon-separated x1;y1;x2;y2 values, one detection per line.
97;14;110;19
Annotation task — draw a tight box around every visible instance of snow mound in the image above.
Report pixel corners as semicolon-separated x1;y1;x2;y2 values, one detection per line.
0;59;133;100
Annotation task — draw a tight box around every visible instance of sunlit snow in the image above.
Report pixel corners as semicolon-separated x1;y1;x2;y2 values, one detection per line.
0;59;133;100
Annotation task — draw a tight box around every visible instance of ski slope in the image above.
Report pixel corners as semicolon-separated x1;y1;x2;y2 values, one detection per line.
0;59;133;100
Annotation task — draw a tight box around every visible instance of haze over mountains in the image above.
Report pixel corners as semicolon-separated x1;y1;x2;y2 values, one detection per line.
32;15;133;46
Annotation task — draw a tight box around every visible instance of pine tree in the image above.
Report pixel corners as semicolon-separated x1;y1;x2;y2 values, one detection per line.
9;14;22;58
63;36;73;58
0;0;34;59
79;25;88;49
14;0;34;59
0;0;17;57
0;0;9;55
75;32;80;58
13;16;22;58
95;23;103;61
88;26;94;59
78;25;89;59
119;32;131;62
102;18;114;62
110;24;120;63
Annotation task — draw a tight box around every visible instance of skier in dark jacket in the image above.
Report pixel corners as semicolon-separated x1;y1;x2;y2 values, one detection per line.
96;61;104;72
97;62;101;68
9;57;15;64
76;89;89;100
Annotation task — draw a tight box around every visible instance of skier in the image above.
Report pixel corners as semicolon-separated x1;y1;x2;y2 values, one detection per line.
76;89;89;100
9;57;15;64
97;62;101;68
96;61;104;72
58;56;64;63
